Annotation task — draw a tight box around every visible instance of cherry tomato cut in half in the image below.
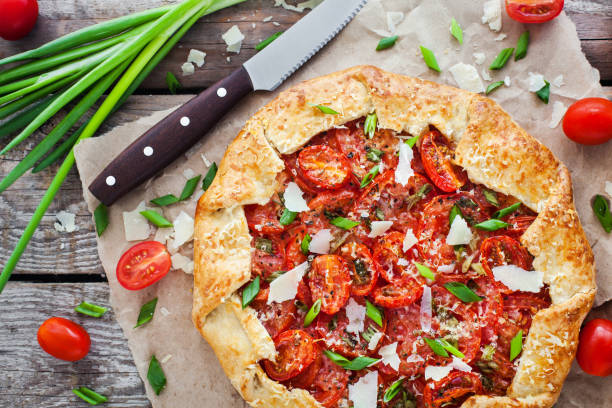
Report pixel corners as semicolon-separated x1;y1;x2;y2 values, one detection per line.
505;0;564;24
262;329;317;381
562;98;612;145
0;0;38;40
116;241;171;290
37;317;90;361
577;318;612;377
297;145;351;190
420;129;467;192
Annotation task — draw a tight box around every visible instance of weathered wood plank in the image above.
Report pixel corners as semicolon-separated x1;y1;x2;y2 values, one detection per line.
0;282;150;407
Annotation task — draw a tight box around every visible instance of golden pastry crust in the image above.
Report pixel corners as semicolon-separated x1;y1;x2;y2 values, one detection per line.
192;66;596;408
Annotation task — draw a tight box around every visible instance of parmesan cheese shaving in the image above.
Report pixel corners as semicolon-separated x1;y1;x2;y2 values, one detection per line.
368;221;393;238
123;201;150;241
386;11;404;33
309;229;333;254
379;342;401;371
552;75;565;88
492;265;544;292
504;76;511;87
345;298;366;335
425;364;453;381
481;69;492;81
283;182;309;212
274;0;323;13
446;216;473;245
368;332;384;350
403;228;418;251
451;356;472;372
420;285;432;333
54;210;77;233
494;33;507;41
482;0;502;32
222;25;244;54
348;370;378;408
171;253;193;274
268;262;308;304
172;211;194;248
187;49;206;67
527;72;546;92
449;63;485;93
549;101;567;129
181;62;194;76
473;52;486;65
395;142;414;186
605;181;612;199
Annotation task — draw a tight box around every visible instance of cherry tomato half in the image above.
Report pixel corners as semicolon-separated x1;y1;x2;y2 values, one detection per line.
423;371;483;407
37;317;90;361
309;255;352;314
505;0;564;24
262;329;317;381
0;0;38;41
562;98;612;145
577;318;612;377
297;145;351;190
116;241;171;290
420;129;467;192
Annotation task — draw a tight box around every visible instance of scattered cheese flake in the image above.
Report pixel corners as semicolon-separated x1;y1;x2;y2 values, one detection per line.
348;370;378;408
187;49;206;67
161;354;173;364
309;229;333;254
473;52;486;65
54;211;77;233
420;285;432;333
171;253;193;274
222;25;244;54
274;0;323;12
481;69;492;81
504;76;511;86
345;298;366;335
160;307;171;317
368;221;394;238
201;153;211;167
482;0;502;32
397;258;409;266
183;168;196;179
527;72;546;92
438;264;455;273
403;229;418;252
263;16;273;22
181;62;195;76
368;332;384;350
272;21;281;27
283;182;310;212
395;142;414;186
549;101;567;129
123;201;150;241
268;262;308;304
494;33;507;41
449;63;485;93
552;74;565;87
172;211;194;248
153;227;173;245
605;181;612;199
379;342;401;371
446;216;473;245
451;356;472;372
425;365;453;381
386;11;404;33
492;265;544;292
405;354;425;363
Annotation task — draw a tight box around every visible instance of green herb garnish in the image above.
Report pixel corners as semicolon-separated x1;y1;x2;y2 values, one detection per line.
405;183;431;211
405;135;420;148
474;219;509;231
593;195;612;233
304;299;321;327
414;262;435;280
150;194;179;206
75;301;107;318
242;276;260;309
444;281;483;303
140;210;173;228
301;233;311;255
510;330;523;361
93;203;109;237
361;325;379;342
255;237;274;254
255;31;283;51
482;189;499;207
375;207;385;220
165;71;181;95
364;112;377;139
135;297;158;328
515;31;529;61
536;81;550;104
424;338;449;357
202;162;218;191
493;202;521;218
449;204;463;226
420;46;441;72
265;270;286;283
486;81;505;95
376;35;398;51
438;338;465;358
489;48;514;70
323;350;380;370
72;387;108;405
360;165;380;188
383;378;404;403
151;175;201;206
450;18;463;44
366;147;383;162
482;344;496;361
330;217;360;230
147;355;167;395
366;300;384;327
279;208;297;225
310;103;339;115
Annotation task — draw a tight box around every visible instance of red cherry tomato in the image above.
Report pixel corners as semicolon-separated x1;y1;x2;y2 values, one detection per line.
339;242;379;296
372;280;424;309
297;145;351;190
309;255;352;315
481;236;533;293
505;0;564;24
577;318;612;377
116;241;171;290
423;371;483;408
250;293;297;339
251;235;285;280
312;353;350;407
262;329;317;381
562;98;612;145
244;201;285;234
0;0;38;41
420;129;467;192
37;317;90;361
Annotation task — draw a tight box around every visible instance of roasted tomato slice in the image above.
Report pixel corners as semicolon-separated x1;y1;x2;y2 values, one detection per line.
284;226;308;270
339;242;379;296
244;200;285;234
420;128;467;192
505;0;564;24
476;347;516;396
373;280;424;309
505;214;536;238
308;188;358;212
471;276;504;344
503;292;550;332
312;352;350;407
286;346;322;389
423;371;483;408
250;295;297;339
297;145;351;190
309;255;352;314
373;231;422;284
251;235;285;280
262;329;317;381
480;236;533;293
116;241;171;290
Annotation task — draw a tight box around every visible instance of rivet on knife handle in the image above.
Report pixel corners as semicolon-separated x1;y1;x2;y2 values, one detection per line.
88;66;253;206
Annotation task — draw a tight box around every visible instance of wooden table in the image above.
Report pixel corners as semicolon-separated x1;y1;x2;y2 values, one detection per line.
0;0;610;406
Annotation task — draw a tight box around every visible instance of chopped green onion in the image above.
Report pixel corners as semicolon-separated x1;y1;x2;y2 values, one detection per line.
593;195;612;233
383;378;404;403
405;135;420;148
75;301;107;318
450;18;463;44
310;103;339;115
202;162;218;191
93;203;109;237
150;194;180;206
360;165;380;188
493;202;521;218
535;81;550;104
301;233;311;255
178;175;201;201
438;338;465;358
330;217;360;230
134;297;158;328
510;330;523;361
486;81;505;95
255;31;283;51
166;71;181;94
140;210;173;228
424;338;449;357
414;262;435;280
420;46;441;72
265;270;286;282
444;282;483;303
482;344;496;361
147;355;167;395
366;147;383;162
482;189;499;207
303;299;321;327
489;48;514;70
279;208;297;225
375;207;385;220
474;219;509;231
242;276;260;309
366;300;383;327
361;325;379;342
364;112;377;139
323;350;380;370
515;31;529;61
449;204;463;226
72;386;108;405
405;183;431;211
376;35;398;51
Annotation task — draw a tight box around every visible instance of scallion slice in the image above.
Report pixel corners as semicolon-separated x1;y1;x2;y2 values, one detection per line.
303;299;321;327
493;202;521;218
383;378;404;403
424;338;449;357
376;35;398;51
444;282;483;303
147;355;167;395
93;203;109;237
330;217;360;230
535;81;550;104
364;112;377;139
489;48;514;70
515;31;529;61
474;219;509;231
509;329;523;361
366;300;384;327
72;386;108;405
134;297;158;328
242;276;260;309
75;301;107;318
310;103;339;115
255;31;283;51
414;262;435;280
366;147;383;162
301;233;311;255
140;210;173;228
593;195;612;233
450;18;463;44
486;81;505;95
202;162;217;191
405;135;420;148
449;204;463;226
438;338;465;358
323;349;380;370
179;175;201;201
265;270;286;282
150;194;179;206
165;71;181;94
420;46;441;72
360;165;380;188
482;189;499;207
279;208;297;225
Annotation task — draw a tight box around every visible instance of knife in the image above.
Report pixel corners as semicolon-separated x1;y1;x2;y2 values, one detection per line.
89;0;368;206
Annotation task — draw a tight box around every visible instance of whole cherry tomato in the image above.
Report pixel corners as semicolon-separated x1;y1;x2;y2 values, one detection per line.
37;317;91;361
505;0;564;24
577;318;612;377
0;0;38;41
116;241;171;290
562;98;612;145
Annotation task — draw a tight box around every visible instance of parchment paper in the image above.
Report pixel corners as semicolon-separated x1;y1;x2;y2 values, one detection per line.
73;0;612;406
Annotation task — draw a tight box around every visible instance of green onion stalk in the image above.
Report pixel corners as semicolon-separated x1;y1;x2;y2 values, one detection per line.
0;0;247;293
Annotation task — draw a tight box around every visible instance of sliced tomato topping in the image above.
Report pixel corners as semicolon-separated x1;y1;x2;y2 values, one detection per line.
250;297;297;339
251;235;285;280
476;348;516;396
308;188;358;212
244;201;285;234
286;346;322;389
262;329;317;381
311;352;350;407
373;231;422;284
505;0;564;24
481;236;533;293
423;371;483;408
298;145;351;190
420;128;467;192
309;255;352;315
505;214;536;238
339;242;379;296
116;241;171;290
471;276;504;344
284;226;308;270
373;280;424;309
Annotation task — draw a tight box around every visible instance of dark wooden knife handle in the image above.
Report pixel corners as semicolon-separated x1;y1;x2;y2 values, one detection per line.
88;66;253;206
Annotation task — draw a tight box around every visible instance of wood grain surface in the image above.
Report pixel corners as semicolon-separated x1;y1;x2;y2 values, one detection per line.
0;0;610;407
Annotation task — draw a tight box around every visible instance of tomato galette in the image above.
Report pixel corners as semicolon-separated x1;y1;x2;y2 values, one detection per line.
192;66;595;408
